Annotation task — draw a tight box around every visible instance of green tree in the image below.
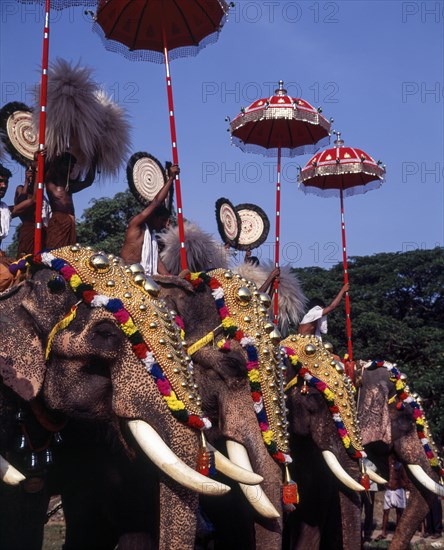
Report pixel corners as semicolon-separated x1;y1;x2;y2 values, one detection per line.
75;190;142;256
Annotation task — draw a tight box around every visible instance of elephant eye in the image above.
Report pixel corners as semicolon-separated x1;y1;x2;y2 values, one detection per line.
92;321;123;347
47;275;65;292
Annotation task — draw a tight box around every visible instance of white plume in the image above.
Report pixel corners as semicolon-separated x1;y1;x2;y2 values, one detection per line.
159;221;229;275
94;90;132;178
234;261;307;337
32;59;104;173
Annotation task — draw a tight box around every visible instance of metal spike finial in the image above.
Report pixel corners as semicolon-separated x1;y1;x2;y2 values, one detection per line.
275;80;287;96
333;130;344;147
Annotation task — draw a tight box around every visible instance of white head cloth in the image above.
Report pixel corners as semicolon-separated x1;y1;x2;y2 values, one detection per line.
300;305;328;340
141;225;158;276
0;201;11;240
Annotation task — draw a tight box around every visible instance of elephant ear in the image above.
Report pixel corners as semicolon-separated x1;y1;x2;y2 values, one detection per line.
359;369;392;446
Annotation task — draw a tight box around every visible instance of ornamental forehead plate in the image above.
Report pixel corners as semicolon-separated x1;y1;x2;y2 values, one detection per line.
47;246;203;418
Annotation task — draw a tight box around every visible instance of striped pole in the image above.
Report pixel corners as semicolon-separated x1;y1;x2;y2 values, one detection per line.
273;145;282;324
162;23;187;271
340;187;353;360
34;0;51;254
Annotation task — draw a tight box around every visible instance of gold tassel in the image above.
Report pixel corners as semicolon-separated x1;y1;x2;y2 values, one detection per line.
45;303;80;359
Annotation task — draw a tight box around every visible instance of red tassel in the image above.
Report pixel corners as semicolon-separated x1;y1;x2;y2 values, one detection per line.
283;465;299;506
360;473;370;491
300;381;309;395
196;450;211;477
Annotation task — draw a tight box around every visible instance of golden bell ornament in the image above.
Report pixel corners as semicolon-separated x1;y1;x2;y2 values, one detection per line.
129;263;145;275
143;277;161;297
89;253;110;271
237;286;252;304
269;328;282;345
323;341;334;353
304;344;317;356
258;293;272;309
133;273;147;286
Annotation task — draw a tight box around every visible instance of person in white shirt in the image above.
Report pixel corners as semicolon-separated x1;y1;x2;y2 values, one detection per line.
298;283;349;340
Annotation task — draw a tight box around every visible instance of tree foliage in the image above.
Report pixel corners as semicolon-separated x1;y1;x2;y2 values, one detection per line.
294;248;444;442
75;191;142;256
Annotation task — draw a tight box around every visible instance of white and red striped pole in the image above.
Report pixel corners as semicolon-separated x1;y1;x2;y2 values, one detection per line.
33;0;51;254
273;144;282;324
162;23;187;271
340;187;353;360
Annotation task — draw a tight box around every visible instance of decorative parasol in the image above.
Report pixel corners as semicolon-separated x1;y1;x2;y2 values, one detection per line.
215;197;241;249
235;203;270;251
0;102;38;167
15;0;97;253
92;0;231;270
298;132;386;360
229;80;331;323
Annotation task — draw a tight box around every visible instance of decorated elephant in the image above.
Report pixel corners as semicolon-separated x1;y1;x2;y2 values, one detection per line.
154;269;294;549
0;246;262;549
280;335;376;550
357;360;444;550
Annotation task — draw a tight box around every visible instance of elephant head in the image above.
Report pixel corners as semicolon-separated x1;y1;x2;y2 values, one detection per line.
0;246;236;550
155;269;293;549
357;360;444;549
281;335;370;550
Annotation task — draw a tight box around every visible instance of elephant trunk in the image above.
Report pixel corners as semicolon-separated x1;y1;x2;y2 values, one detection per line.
338;489;362;550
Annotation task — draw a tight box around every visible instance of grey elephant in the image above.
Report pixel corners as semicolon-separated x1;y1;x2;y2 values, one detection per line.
357;360;444;550
155;269;293;549
280;335;374;550
0;246;260;549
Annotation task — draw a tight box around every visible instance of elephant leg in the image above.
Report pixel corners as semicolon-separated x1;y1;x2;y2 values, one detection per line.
338;490;361;550
390;484;430;550
158;474;198;550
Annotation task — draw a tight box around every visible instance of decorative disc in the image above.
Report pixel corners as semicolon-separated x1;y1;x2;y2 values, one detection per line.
127;152;167;206
215;197;241;248
0;102;38;166
235;203;270;250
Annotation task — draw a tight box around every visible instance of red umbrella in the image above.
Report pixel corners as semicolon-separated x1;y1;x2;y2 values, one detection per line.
229;81;331;323
93;0;231;270
298;132;386;360
16;0;96;254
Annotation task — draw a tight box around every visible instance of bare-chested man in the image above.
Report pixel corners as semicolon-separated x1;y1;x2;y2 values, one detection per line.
120;164;179;275
45;152;95;249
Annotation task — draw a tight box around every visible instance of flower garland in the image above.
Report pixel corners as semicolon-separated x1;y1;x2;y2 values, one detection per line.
20;253;210;431
283;346;365;460
186;271;291;465
368;360;444;477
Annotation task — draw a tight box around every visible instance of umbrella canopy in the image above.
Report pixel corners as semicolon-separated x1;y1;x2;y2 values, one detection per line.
230;80;331;157
299;135;386;197
93;0;231;271
93;0;230;62
298;133;386;361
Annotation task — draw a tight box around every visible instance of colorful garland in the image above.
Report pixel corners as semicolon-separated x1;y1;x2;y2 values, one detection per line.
16;253;210;431
186;271;291;465
368;360;444;477
283;346;365;460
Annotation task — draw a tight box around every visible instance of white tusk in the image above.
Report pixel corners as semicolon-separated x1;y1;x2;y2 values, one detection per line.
322;450;365;492
206;443;264;485
128;420;230;496
0;455;26;485
226;440;280;519
407;464;444;497
367;469;388;485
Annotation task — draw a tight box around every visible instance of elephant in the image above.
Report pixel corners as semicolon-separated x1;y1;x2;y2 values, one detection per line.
0;246;257;550
154;269;293;550
280;335;372;550
357;360;444;550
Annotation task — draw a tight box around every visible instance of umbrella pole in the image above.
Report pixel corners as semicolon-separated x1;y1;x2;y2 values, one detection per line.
162;27;187;271
273;145;281;324
340;188;353;360
34;0;51;255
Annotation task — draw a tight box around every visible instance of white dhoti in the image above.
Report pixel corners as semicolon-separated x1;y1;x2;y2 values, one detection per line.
383;489;406;510
300;305;328;340
140;225;158;276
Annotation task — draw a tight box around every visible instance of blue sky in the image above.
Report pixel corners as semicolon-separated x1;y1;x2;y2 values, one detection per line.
1;0;443;268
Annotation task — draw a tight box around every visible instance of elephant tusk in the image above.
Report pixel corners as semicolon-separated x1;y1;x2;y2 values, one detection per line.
0;455;26;486
367;469;388;485
322;450;366;492
407;464;444;497
128;420;230;496
226;440;280;519
206;443;264;485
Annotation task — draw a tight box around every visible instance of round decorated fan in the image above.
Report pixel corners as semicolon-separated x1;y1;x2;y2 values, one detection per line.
235;203;270;251
127;151;169;207
0;102;38;166
215;197;241;248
